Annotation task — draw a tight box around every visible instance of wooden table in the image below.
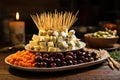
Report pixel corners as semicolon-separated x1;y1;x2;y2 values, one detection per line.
0;52;120;80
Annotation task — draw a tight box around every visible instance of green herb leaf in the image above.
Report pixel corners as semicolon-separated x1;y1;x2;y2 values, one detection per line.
109;50;120;62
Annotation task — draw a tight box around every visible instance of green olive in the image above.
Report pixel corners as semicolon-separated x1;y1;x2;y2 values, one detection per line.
92;30;116;38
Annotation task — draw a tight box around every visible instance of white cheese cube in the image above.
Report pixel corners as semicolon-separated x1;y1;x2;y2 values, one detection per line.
34;46;40;51
39;36;45;41
48;42;54;47
48;47;56;52
58;36;64;42
57;42;62;48
68;46;76;50
61;31;68;38
74;39;81;47
32;34;39;41
73;39;80;43
44;36;50;42
62;41;68;48
58;41;68;48
68;40;75;47
49;36;57;43
68;30;75;37
53;31;59;37
52;36;57;43
68;35;76;40
29;41;38;48
39;42;46;48
55;48;61;51
49;36;53;41
71;46;76;50
40;47;47;52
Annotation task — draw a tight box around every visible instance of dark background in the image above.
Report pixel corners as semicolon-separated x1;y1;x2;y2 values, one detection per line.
0;0;120;43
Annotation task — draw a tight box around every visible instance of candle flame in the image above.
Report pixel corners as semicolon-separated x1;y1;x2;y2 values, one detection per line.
16;12;19;20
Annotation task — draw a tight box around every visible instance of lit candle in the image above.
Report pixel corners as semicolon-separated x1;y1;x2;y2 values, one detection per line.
9;12;25;45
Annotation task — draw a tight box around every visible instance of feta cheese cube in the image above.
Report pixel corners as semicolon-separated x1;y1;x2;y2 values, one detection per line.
39;36;45;41
29;41;38;48
61;31;68;38
49;36;53;41
40;47;47;52
34;46;40;51
68;40;75;47
68;30;75;37
48;47;56;52
52;36;57;43
39;42;46;48
32;34;39;41
48;42;54;47
58;41;68;48
58;36;64;42
44;36;50;42
53;31;59;37
49;36;57;43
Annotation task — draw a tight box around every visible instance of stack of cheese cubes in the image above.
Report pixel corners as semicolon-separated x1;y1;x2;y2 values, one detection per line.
29;29;82;52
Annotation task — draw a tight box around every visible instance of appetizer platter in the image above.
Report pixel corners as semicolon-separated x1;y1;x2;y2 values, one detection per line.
5;11;112;72
5;49;108;72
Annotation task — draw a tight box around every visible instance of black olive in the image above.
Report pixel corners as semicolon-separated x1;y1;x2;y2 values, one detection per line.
84;57;89;62
35;62;41;67
85;53;91;57
73;60;77;65
43;53;49;58
77;51;83;56
67;60;73;65
56;52;64;58
55;58;61;63
62;61;67;66
88;57;94;61
50;63;57;67
40;62;47;67
49;52;55;57
35;52;42;56
42;57;49;62
73;54;77;60
56;63;61;67
82;52;86;56
91;52;97;57
77;60;84;64
49;57;55;63
66;51;74;56
65;55;73;60
78;56;85;60
35;55;42;62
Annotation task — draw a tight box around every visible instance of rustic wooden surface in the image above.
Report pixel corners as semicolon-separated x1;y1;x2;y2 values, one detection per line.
0;52;120;80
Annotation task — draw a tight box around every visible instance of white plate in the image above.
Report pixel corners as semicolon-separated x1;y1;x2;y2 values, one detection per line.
5;51;108;72
25;41;86;52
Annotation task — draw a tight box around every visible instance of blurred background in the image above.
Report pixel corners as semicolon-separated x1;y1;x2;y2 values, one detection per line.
0;0;120;45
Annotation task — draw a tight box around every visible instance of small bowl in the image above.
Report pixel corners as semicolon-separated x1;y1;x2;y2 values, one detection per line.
84;33;119;48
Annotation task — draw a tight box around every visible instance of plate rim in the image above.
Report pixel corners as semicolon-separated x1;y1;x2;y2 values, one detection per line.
5;51;108;72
